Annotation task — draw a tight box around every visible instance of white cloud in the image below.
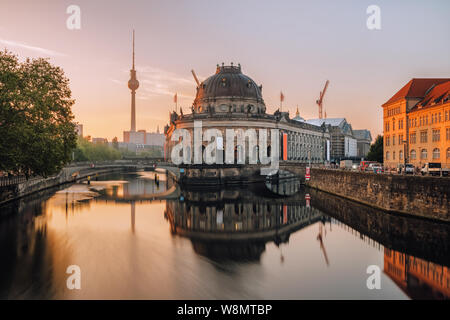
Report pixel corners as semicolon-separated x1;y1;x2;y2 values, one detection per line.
0;38;66;57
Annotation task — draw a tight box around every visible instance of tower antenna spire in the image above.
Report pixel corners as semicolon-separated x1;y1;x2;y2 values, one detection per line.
132;29;135;70
128;29;139;132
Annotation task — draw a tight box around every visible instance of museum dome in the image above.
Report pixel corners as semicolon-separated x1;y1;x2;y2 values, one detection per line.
193;64;265;114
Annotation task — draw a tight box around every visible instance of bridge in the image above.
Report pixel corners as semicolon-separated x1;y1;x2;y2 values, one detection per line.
0;159;180;205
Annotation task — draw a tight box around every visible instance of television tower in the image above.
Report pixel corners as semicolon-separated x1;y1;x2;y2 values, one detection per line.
128;30;139;132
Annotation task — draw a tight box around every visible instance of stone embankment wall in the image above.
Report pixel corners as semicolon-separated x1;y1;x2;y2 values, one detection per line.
306;168;449;222
0;165;134;206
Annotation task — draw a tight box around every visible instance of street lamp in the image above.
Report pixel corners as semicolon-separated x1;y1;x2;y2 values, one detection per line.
403;140;407;174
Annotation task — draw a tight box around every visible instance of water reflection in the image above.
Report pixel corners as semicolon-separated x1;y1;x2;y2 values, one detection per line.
165;179;326;261
0;171;448;299
384;249;450;299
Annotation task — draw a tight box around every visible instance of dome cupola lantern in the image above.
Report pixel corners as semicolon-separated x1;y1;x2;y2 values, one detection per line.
193;63;265;115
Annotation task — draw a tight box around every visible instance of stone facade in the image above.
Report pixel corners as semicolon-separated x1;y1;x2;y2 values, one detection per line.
164;64;331;183
353;129;372;158
306;118;358;161
306;168;449;222
382;78;450;169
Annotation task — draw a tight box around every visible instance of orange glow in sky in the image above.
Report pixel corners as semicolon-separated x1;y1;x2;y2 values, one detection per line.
1;0;449;141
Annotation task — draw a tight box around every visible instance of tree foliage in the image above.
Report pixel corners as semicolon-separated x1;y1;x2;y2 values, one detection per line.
367;135;383;163
74;137;121;162
0;50;77;177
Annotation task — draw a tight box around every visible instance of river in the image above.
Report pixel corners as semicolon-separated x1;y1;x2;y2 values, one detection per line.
0;170;448;299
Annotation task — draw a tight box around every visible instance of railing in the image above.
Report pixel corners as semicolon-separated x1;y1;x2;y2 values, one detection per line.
0;175;42;187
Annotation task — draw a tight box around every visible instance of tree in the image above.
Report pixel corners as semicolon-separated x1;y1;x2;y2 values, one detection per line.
0;50;77;177
367;135;383;163
112;137;119;150
73;137;121;162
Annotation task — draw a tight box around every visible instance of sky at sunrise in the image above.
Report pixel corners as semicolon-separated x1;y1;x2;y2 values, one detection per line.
1;0;449;141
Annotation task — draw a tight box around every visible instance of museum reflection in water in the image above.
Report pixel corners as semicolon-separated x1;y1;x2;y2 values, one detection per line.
0;172;449;299
166;176;450;299
165;177;324;261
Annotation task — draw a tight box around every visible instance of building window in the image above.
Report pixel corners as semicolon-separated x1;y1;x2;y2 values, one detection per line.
420;130;428;143
385;136;390;146
432;148;440;159
393;134;396;145
392;120;395;131
421;149;427;160
399;150;403;160
432;129;440;142
386;151;390;160
447;148;450;159
393;151;396;160
446;111;449;122
410;132;416;144
447;128;450;140
398;134;403;145
439;113;442;123
410;149;416;160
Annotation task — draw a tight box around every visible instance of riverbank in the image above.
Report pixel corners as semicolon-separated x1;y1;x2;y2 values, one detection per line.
306;168;450;222
0;165;136;206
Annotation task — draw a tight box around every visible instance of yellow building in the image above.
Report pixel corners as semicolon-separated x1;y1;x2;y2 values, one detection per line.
382;78;450;169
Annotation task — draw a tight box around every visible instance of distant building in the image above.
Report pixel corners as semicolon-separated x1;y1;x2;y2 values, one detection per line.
353;129;372;158
382;78;450;168
92;137;108;144
123;128;164;147
75;123;83;137
306;118;357;161
146;128;165;147
292;106;306;122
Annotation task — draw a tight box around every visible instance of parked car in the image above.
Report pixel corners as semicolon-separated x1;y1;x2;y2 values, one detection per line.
397;163;414;174
421;163;449;176
404;163;414;174
368;163;383;173
360;160;377;172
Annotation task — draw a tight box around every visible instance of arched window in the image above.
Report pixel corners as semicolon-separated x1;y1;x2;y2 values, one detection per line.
399;150;403;160
421;149;427;159
386;151;390;160
433;148;440;159
410;149;416;160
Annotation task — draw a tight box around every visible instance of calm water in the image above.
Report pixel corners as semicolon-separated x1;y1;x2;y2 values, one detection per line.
0;171;449;300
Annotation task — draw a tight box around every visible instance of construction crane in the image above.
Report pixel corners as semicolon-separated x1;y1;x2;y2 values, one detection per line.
191;69;200;87
316;80;329;119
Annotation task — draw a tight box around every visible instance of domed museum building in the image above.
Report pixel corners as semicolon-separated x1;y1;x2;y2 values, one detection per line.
164;64;331;184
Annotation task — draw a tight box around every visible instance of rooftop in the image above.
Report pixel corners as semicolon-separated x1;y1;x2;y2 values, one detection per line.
353;129;372;141
382;78;450;106
306;118;346;127
411;80;450;111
